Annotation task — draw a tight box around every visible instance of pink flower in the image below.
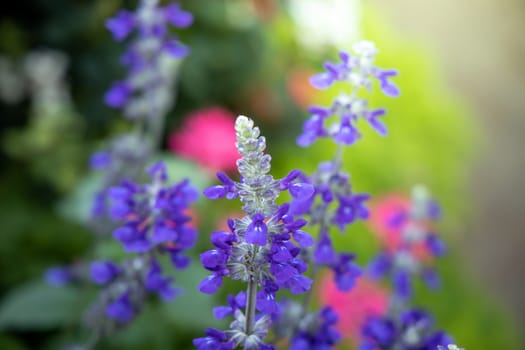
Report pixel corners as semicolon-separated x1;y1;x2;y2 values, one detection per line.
169;107;239;173
368;193;433;262
319;273;388;343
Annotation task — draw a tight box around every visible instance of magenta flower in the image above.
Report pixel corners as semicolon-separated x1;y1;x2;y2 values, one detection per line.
169;107;239;173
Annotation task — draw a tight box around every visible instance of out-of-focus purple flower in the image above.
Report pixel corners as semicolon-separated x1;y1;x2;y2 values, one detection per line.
104;81;131;108
360;308;453;350
145;260;178;301
45;266;73;286
105;0;193;119
298;41;399;147
193;328;234;350
106;10;135;41
108;162;198;256
331;253;361;292
290;306;341;350
90;151;112;170
90;261;121;285
314;230;337;265
106;293;135;323
393;269;412;300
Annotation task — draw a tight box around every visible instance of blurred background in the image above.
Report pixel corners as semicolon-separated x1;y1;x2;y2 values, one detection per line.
0;0;524;349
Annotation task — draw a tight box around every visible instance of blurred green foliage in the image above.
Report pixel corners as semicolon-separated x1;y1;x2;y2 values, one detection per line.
0;0;522;349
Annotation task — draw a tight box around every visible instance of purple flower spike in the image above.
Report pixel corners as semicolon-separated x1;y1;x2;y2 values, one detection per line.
106;10;135;41
299;42;399;147
245;214;268;246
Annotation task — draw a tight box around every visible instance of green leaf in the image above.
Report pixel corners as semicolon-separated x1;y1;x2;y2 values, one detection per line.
0;281;83;330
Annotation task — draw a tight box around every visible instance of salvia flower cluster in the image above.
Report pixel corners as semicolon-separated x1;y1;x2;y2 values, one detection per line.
367;185;446;303
359;187;456;350
360;308;454;350
194;115;316;349
44;1;198;347
290;41;399;292
297;41;399;148
84;161;197;334
105;0;192;120
245;41;402;350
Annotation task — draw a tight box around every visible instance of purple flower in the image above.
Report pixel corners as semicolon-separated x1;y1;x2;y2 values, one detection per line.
298;41;399;148
426;234;446;257
361;317;396;347
164;4;193;28
245;213;268;246
331;253;361;291
105;1;193;119
375;69;400;97
199;274;223;294
360;309;454;350
106;10;135;41
333;193;370;229
213;292;246;319
90;261;121;285
145;260;178;301
314;230;337;265
106;293;135;323
44;267;73;286
366;108;388;136
104;81;131;108
193;328;234;350
368;252;393;279
108;162;198;254
89;151;111;170
204;172;237;200
393;269;412;300
290;306;341;350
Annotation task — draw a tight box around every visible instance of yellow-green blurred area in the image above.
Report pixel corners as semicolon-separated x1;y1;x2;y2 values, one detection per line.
0;0;523;349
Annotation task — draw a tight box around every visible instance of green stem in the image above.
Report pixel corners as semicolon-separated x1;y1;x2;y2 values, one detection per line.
245;275;258;335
